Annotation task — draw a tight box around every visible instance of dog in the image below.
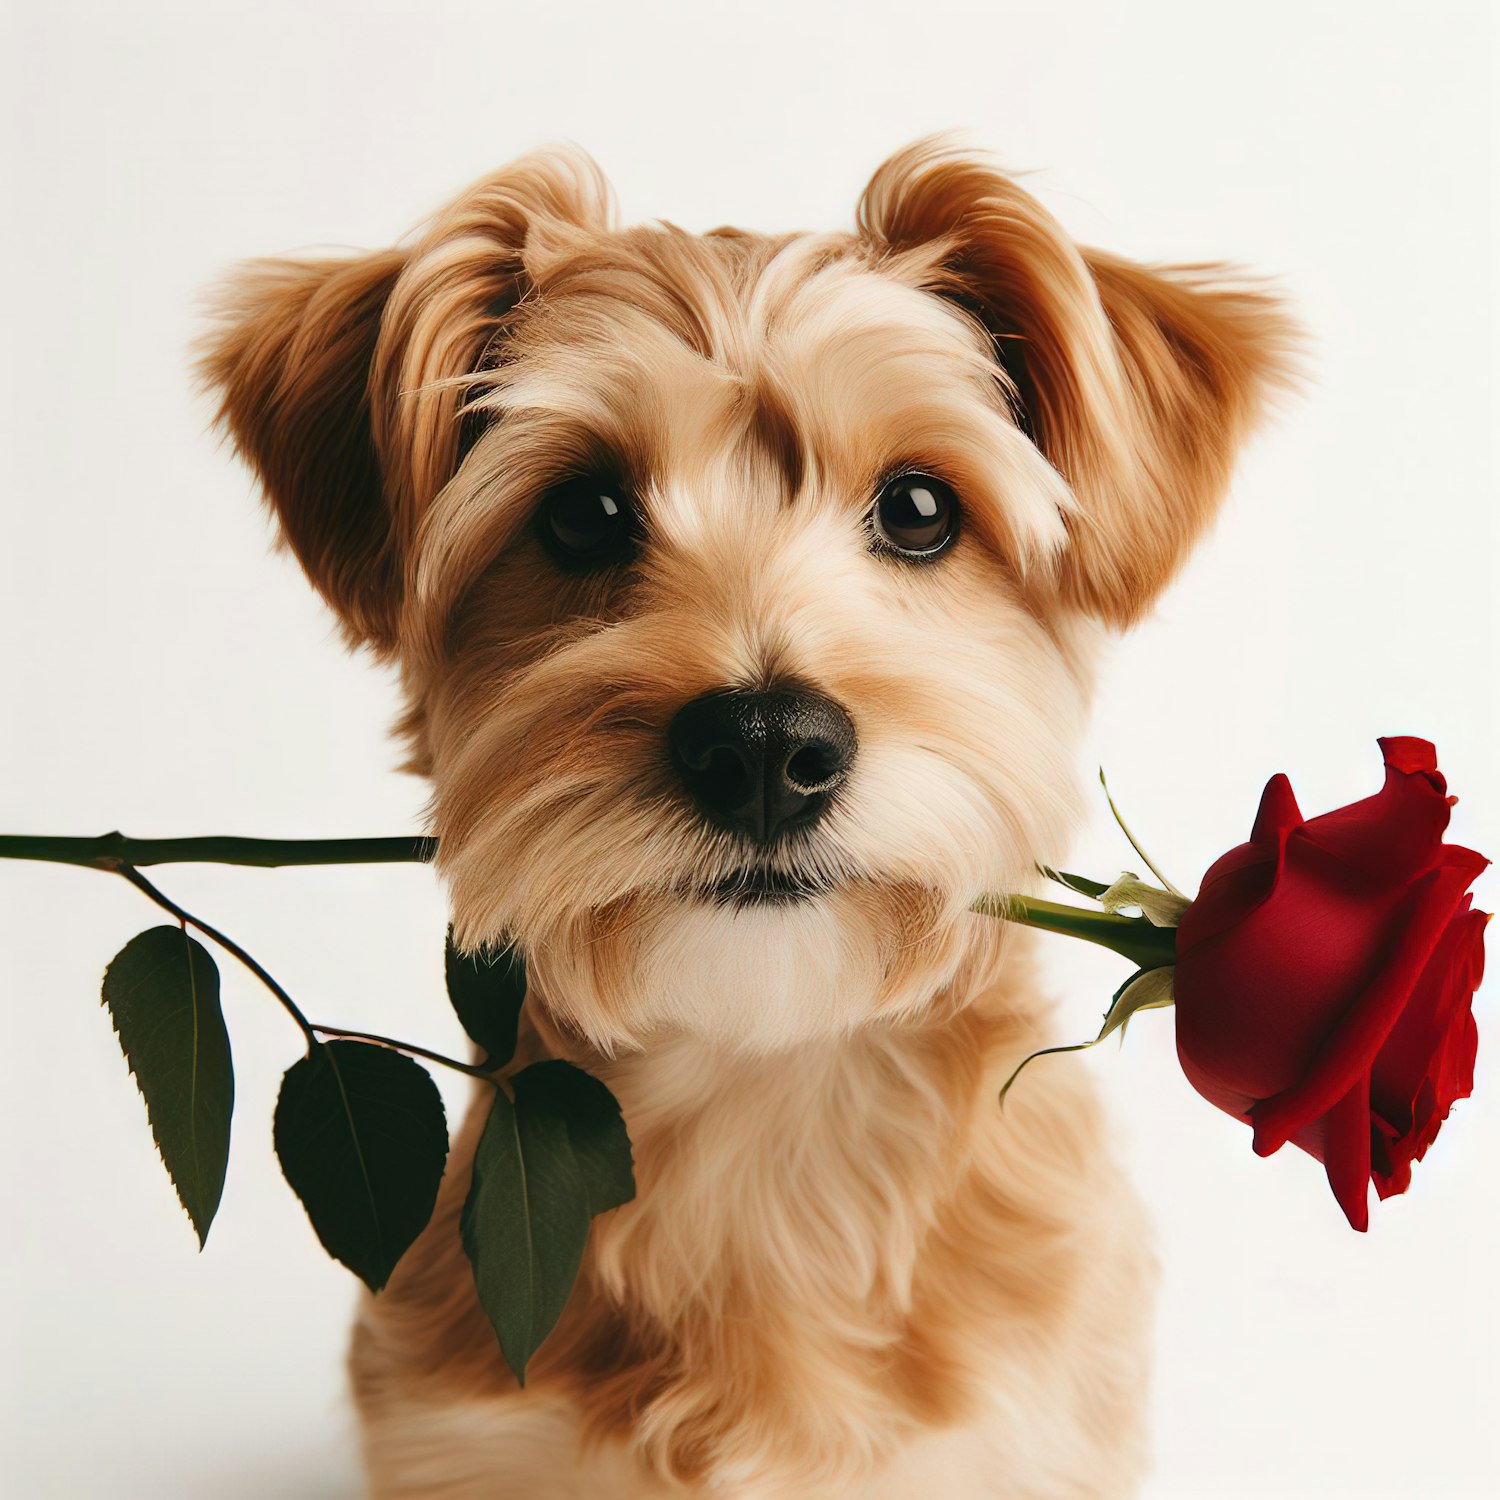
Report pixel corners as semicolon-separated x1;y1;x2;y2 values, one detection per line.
201;138;1294;1499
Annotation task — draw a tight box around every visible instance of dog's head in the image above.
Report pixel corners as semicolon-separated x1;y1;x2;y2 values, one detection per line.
202;140;1294;1053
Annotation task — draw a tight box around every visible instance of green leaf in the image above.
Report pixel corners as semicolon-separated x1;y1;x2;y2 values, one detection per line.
102;925;233;1247
444;928;526;1066
515;1060;635;1218
461;1060;634;1383
273;1040;448;1291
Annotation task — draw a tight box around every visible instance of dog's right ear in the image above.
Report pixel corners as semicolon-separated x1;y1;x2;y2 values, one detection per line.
199;249;409;649
200;146;615;653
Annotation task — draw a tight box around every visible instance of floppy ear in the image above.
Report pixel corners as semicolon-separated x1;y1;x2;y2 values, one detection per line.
200;146;613;652
199;249;409;648
859;141;1300;626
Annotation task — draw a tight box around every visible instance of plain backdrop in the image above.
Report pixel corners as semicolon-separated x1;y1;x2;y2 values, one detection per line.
2;2;1496;1496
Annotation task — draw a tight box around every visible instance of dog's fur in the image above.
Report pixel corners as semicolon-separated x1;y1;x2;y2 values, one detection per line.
202;140;1295;1498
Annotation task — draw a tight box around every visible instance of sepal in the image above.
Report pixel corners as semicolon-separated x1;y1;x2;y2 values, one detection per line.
1000;963;1176;1106
1098;872;1190;928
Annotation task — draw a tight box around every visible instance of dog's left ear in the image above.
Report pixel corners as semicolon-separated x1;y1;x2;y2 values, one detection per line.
859;142;1300;626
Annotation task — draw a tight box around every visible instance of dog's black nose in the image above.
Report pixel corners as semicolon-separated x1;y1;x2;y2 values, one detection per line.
668;686;857;847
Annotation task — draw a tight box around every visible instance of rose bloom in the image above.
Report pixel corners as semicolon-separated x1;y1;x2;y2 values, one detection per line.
1173;738;1488;1230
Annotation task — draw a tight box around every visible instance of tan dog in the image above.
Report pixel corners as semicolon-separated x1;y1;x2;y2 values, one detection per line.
202;139;1293;1499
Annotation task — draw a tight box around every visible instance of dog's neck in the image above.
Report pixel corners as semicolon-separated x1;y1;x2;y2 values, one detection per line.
525;938;1097;1486
592;1015;997;1314
531;929;1035;1316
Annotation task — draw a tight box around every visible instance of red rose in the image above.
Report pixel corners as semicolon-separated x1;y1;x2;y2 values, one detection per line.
1173;738;1488;1230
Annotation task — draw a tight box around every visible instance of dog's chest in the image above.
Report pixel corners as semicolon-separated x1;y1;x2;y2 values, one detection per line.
358;1009;1154;1499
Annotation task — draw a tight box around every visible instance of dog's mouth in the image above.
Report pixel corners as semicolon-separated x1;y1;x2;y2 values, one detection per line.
699;866;833;907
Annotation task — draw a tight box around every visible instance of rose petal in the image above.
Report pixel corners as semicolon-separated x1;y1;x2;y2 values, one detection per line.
1177;860;1407;1105
1178;850;1278;953
1318;1071;1374;1232
1376;736;1443;787
1251;772;1303;847
1370;898;1481;1131
1371;903;1487;1199
1178;776;1302;953
1293;743;1452;887
1250;846;1489;1157
1369;1107;1407;1195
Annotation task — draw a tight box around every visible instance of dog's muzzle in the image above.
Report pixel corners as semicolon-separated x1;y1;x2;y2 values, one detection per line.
667;684;856;848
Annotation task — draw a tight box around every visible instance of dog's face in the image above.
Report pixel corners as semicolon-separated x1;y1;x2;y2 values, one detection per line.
424;228;1091;1053
204;141;1292;1053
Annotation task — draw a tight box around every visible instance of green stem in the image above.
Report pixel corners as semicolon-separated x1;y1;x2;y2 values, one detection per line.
117;866;488;1086
311;1026;497;1084
118;865;317;1041
3;831;1175;975
0;832;434;871
974;892;1177;971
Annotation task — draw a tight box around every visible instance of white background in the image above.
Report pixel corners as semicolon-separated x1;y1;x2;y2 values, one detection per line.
2;2;1496;1496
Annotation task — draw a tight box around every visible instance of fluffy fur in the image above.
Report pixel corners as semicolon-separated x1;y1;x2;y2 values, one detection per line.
201;138;1296;1498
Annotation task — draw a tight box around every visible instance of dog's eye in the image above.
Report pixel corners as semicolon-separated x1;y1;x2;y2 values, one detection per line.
871;472;959;558
538;475;637;568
